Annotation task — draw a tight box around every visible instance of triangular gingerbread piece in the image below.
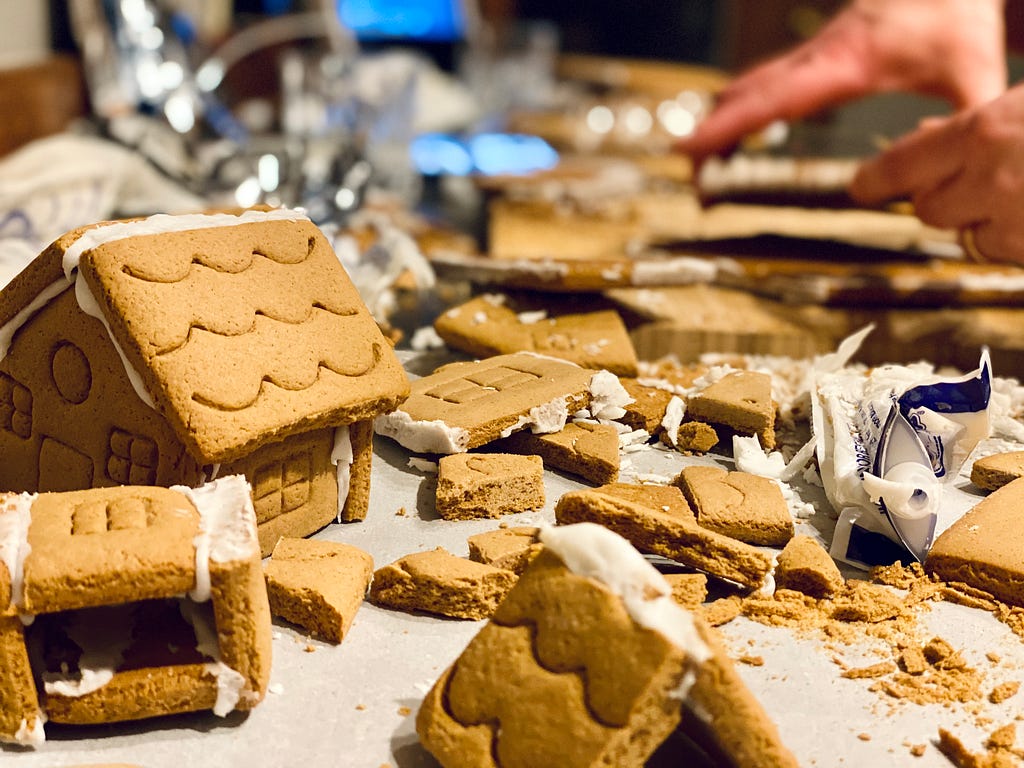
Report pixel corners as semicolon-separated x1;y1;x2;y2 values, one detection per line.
926;476;1024;606
686;371;776;450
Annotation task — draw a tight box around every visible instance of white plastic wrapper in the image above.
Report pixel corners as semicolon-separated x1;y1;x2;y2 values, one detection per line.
813;350;992;568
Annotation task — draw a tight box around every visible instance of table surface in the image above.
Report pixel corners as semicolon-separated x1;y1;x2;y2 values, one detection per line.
6;351;1023;768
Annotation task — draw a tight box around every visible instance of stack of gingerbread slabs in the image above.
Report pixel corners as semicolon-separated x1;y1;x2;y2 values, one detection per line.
0;476;271;746
0;208;410;555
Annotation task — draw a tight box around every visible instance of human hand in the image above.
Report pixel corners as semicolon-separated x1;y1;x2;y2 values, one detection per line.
679;0;1006;161
850;83;1024;264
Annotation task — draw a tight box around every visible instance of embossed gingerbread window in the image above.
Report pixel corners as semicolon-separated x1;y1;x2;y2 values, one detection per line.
251;452;312;523
106;428;158;485
0;372;32;439
70;496;157;535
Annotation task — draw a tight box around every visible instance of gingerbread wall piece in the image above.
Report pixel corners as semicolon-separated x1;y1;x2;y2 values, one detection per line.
0;477;272;746
0;210;409;555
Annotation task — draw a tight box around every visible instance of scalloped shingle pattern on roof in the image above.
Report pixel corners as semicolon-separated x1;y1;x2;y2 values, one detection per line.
77;218;408;463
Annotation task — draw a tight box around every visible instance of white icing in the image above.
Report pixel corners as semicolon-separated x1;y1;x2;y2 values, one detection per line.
660;396;685;447
60;208;309;277
179;597;247;717
173;475;258;603
516;310;548;325
407;457;439;474
733;435;786;478
0;493;34;612
409;325;445;351
0;280;67;358
539;523;711;671
374;410;471;454
331;425;353;523
631;257;719;285
208;662;247;716
44;667;115;698
588;370;632;421
525;397;571;434
12;715;45;746
74;270;156;408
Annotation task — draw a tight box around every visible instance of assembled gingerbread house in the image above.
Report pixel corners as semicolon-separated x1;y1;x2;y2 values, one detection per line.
1;477;272;745
0;208;409;555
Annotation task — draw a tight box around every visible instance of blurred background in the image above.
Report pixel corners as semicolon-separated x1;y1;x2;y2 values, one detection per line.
7;0;1022;161
2;0;1024;374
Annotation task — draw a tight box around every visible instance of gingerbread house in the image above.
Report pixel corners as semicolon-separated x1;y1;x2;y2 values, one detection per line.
0;208;410;555
0;478;272;744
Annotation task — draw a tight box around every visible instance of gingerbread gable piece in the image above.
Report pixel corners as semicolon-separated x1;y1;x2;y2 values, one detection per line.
0;209;410;553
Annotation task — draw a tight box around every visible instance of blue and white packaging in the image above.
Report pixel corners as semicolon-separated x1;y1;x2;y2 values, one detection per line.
813;350;992;568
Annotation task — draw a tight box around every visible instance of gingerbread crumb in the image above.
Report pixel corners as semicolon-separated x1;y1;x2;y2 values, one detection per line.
738;655;765;667
842;662;897;680
909;743;927;757
857;732;872;741
700;595;743;627
899;646;929;675
398;706;412;717
989;682;1020;705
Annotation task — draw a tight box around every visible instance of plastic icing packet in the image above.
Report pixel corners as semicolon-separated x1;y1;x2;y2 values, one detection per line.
813;350;991;568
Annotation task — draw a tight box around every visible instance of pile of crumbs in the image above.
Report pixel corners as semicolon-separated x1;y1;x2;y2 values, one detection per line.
705;562;1024;764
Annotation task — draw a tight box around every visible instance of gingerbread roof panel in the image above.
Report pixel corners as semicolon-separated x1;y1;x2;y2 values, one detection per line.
75;215;408;463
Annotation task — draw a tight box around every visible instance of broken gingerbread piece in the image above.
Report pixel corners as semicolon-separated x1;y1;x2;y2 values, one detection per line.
673;465;793;546
686;371;777;450
467;526;543;574
264;537;374;644
495;421;620;485
554;483;773;589
368;548;517;620
773;535;844;598
435;453;545;520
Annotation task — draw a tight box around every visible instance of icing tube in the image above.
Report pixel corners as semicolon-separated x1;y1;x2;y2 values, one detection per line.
814;349;991;568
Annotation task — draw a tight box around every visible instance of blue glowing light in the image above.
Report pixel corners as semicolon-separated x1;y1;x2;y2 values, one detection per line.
410;133;559;177
337;0;465;42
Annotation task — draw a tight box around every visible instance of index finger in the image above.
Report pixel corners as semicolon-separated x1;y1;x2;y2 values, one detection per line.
850;115;968;205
